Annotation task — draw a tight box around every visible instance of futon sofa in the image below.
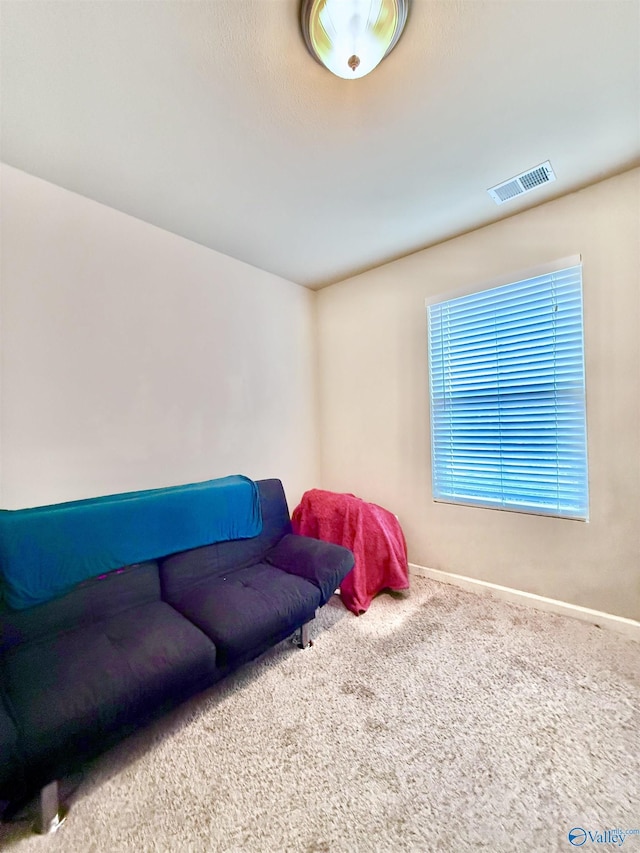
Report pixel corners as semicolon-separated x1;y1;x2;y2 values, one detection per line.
0;477;354;831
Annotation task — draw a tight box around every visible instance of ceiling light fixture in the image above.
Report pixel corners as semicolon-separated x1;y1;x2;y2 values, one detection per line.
301;0;410;80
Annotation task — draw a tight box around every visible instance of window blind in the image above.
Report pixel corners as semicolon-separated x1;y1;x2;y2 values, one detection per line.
427;263;589;519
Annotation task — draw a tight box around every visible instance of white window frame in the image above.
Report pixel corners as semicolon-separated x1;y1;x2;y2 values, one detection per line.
425;255;589;520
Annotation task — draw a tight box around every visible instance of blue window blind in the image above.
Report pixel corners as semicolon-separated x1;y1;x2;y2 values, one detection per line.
427;263;588;519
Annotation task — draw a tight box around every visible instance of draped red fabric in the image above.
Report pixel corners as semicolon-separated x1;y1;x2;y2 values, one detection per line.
291;489;409;615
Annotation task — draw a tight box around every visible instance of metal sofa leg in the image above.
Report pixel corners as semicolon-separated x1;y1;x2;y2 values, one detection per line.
34;780;66;834
297;621;313;649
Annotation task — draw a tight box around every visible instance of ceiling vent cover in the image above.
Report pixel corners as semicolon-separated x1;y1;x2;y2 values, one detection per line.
488;161;556;205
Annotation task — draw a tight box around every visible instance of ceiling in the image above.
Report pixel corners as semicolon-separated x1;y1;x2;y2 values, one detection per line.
2;1;639;289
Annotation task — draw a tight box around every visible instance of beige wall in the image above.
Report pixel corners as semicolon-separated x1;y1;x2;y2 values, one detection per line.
318;168;640;620
0;165;319;510
3;163;639;620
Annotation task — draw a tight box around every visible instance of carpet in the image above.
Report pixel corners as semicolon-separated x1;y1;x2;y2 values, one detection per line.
1;576;638;852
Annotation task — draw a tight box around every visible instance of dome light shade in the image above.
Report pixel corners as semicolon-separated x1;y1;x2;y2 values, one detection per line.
301;0;410;80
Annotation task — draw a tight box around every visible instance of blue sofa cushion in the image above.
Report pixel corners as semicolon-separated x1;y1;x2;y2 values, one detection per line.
1;602;219;782
164;563;321;667
265;534;355;605
0;560;161;654
159;479;292;599
0;475;262;610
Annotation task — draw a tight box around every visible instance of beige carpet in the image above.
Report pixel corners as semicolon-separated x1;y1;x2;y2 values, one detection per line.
1;576;639;853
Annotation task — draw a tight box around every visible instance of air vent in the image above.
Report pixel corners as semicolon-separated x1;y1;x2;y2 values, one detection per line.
488;161;556;205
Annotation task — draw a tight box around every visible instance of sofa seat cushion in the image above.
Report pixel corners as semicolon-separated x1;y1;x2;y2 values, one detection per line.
164;563;322;667
1;601;218;781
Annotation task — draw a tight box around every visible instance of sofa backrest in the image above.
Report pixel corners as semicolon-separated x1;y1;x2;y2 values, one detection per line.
0;479;290;651
159;479;292;599
0;475;261;611
0;561;161;654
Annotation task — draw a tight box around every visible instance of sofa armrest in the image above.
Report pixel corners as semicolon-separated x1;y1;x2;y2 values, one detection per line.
265;534;354;606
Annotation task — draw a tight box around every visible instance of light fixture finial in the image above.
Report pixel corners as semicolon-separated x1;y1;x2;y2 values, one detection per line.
301;0;410;80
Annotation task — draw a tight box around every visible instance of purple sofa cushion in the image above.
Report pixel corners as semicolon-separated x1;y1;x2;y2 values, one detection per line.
2;602;218;783
0;561;161;654
159;479;292;600
265;534;355;605
163;563;321;667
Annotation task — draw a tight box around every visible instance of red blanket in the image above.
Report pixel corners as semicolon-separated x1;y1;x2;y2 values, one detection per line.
291;489;409;615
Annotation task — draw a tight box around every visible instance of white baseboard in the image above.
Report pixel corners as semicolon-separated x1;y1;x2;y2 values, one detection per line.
409;563;640;641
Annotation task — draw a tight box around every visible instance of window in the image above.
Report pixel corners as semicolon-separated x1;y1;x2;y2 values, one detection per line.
427;260;588;519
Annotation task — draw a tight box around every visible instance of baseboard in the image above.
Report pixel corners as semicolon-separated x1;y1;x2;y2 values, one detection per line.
409;563;640;641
